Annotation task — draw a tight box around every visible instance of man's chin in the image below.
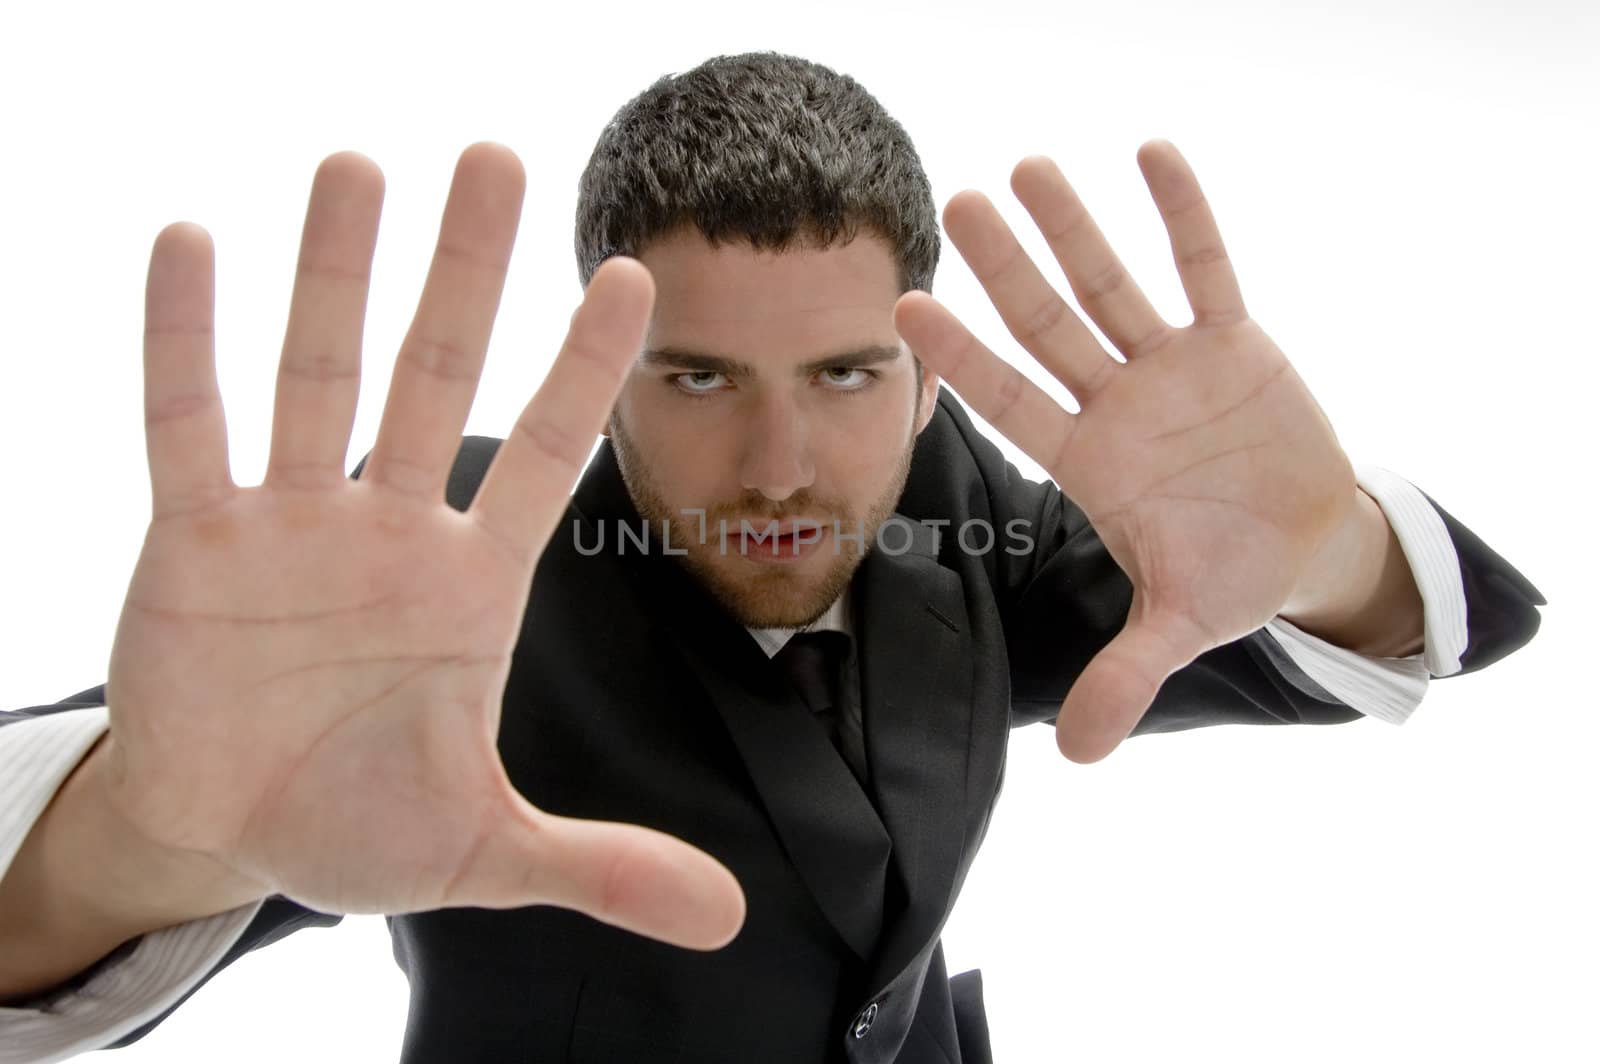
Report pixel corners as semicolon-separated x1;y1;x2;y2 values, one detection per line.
678;553;855;629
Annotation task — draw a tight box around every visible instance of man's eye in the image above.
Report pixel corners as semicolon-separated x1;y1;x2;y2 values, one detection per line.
820;367;873;388
672;371;728;395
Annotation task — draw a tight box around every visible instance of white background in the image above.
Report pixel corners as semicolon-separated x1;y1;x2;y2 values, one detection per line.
2;0;1595;1061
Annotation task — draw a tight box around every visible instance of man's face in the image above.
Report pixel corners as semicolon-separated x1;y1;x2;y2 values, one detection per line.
606;228;941;629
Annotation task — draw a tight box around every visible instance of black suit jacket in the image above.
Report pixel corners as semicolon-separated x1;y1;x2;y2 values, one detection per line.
5;388;1544;1062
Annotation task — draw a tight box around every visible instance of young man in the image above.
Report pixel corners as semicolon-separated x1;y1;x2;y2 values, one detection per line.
0;53;1543;1063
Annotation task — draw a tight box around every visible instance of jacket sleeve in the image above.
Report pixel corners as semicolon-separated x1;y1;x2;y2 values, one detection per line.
906;389;1545;732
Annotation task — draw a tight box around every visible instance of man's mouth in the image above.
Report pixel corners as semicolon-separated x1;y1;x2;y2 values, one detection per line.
725;519;829;561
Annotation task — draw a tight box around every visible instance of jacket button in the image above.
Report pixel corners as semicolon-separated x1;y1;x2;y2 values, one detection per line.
852;1002;879;1039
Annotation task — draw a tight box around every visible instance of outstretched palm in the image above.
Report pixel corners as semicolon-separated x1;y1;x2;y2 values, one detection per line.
103;145;743;947
895;142;1357;764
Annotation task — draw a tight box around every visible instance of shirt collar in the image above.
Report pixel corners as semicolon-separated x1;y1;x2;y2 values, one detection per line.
745;586;853;659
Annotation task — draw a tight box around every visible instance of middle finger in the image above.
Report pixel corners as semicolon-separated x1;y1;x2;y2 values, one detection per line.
1011;155;1170;359
362;142;526;500
943;189;1117;403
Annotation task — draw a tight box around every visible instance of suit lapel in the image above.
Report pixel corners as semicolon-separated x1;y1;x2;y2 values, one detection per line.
852;517;977;986
670;620;895;961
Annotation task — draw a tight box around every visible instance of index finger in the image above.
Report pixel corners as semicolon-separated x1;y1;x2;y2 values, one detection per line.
893;290;1079;479
468;257;654;566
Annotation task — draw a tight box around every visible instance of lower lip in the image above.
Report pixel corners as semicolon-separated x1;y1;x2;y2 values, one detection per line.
736;529;828;564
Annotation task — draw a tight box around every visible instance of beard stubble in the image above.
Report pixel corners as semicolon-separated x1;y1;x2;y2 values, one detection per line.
608;415;917;628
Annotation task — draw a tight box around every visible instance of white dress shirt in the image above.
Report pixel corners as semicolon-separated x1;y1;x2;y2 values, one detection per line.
0;465;1466;1063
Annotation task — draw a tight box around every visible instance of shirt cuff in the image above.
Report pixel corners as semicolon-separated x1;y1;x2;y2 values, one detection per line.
1354;463;1469;678
0;706;264;1064
1258;465;1470;725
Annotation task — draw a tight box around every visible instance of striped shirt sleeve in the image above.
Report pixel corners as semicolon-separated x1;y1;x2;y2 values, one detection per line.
0;706;263;1064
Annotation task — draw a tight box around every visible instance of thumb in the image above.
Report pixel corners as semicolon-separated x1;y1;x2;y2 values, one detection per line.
447;797;747;951
1056;608;1210;764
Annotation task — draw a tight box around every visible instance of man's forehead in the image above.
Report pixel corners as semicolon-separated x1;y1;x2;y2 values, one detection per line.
638;230;901;306
635;229;905;357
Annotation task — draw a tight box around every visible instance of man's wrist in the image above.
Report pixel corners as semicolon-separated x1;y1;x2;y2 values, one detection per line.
0;735;267;1001
68;735;270;931
1279;488;1425;657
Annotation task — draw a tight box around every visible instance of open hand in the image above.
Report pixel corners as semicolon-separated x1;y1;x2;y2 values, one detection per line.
895;142;1358;764
103;145;744;948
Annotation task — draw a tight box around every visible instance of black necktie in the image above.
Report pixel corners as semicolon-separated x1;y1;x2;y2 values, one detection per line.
773;630;865;782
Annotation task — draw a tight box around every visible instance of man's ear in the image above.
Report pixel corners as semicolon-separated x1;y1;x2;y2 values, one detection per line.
914;365;941;436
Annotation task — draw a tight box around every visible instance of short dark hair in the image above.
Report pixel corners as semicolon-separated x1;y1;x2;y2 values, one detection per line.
574;52;940;295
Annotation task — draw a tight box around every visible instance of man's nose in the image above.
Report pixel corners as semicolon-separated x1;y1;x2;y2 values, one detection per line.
739;394;815;502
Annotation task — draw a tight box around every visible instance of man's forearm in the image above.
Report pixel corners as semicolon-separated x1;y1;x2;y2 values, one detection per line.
1279;487;1426;658
0;735;269;1002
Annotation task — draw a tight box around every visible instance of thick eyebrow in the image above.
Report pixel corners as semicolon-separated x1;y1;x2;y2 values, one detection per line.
639;344;904;378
